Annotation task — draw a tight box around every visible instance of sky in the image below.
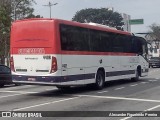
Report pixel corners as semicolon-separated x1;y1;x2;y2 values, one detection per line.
33;0;160;33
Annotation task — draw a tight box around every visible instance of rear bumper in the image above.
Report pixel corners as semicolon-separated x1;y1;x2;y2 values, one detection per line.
12;73;94;86
12;75;84;86
12;75;62;84
13;81;61;86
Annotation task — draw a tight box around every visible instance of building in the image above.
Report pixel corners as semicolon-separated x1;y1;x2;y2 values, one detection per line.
122;13;131;32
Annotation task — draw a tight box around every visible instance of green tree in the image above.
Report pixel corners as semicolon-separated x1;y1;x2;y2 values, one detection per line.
149;24;160;40
72;8;124;30
0;0;41;64
11;0;37;20
148;24;160;48
25;14;43;19
0;1;11;64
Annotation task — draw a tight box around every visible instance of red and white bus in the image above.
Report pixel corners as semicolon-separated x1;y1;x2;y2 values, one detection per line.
10;18;149;89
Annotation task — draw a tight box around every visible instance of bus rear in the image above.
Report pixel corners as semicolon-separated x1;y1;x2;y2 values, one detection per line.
10;19;61;85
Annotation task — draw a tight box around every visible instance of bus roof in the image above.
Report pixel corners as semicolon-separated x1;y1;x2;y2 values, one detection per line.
13;18;131;35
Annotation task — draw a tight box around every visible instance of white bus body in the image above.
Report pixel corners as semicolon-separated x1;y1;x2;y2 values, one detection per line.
10;18;149;89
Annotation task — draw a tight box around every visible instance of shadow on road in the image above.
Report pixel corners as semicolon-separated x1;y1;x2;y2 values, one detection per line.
27;79;148;97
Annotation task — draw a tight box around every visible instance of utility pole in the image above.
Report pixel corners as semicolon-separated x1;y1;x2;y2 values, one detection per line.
43;1;58;18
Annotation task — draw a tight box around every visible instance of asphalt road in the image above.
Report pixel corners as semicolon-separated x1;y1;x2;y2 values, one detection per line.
0;68;160;120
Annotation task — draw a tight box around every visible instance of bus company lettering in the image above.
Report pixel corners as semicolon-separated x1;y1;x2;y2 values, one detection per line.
18;48;45;54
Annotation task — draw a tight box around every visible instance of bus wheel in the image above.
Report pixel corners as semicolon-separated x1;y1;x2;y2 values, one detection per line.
15;83;21;86
95;71;105;90
131;70;140;82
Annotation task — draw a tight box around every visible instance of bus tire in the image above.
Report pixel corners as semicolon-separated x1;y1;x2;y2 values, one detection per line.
95;70;105;90
15;83;21;86
131;69;140;82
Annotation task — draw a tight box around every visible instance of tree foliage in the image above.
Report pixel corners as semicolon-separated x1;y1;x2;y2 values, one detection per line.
148;24;160;48
0;1;11;34
0;0;41;64
149;24;160;40
72;8;124;30
0;1;11;64
11;0;38;20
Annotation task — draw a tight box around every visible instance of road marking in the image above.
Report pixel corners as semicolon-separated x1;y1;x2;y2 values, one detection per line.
120;115;135;120
13;97;80;111
115;87;125;90
130;84;138;87
0;90;38;94
45;88;57;91
1;85;36;90
0;90;39;99
0;94;24;99
78;95;160;103
97;91;108;94
140;82;148;84
120;104;160;120
155;78;159;79
149;80;157;82
145;104;160;111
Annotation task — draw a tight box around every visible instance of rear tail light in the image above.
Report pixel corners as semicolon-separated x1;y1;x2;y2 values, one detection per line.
10;56;15;72
50;56;57;73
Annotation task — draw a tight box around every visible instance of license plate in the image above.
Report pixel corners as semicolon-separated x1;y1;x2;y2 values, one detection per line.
28;78;36;81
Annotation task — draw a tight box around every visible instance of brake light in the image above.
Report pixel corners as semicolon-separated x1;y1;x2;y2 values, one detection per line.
50;56;57;73
10;57;15;72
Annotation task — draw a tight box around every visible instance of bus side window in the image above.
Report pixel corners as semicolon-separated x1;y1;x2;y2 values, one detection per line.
89;30;101;51
100;32;112;52
131;36;142;54
112;34;124;52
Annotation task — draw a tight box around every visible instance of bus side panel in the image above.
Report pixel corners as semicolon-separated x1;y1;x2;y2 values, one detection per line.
61;55;85;85
119;56;138;79
61;54;136;85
